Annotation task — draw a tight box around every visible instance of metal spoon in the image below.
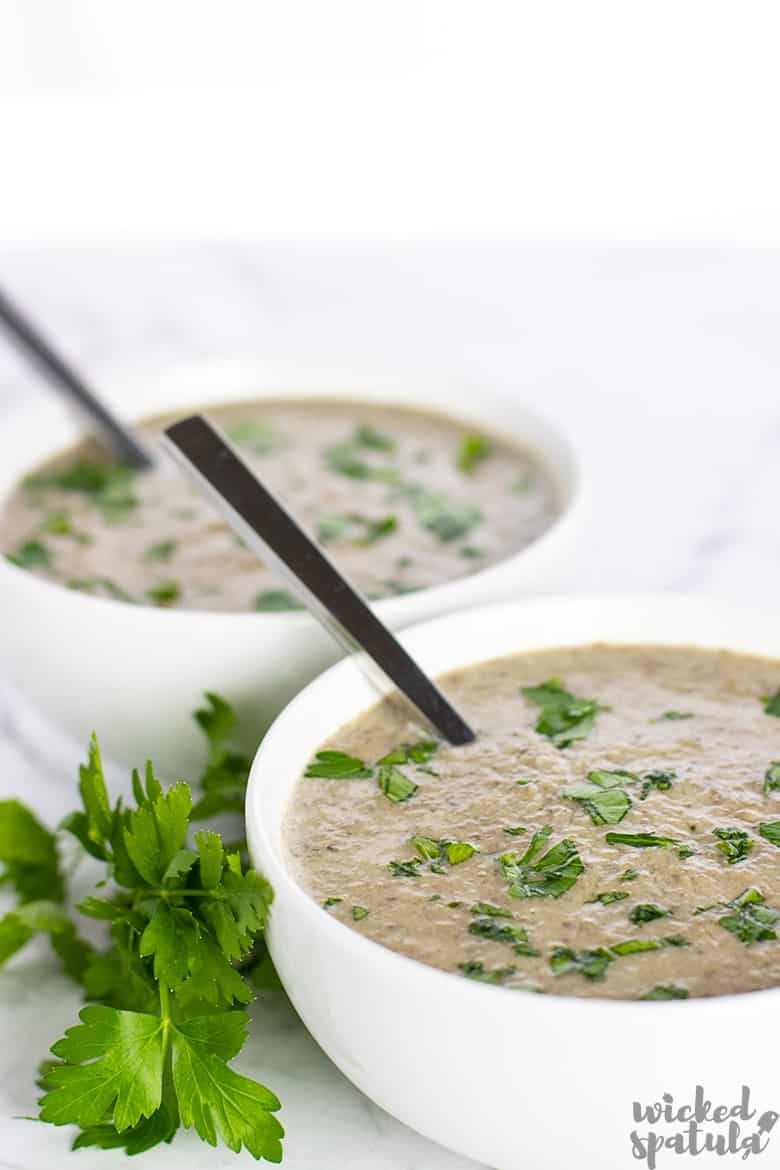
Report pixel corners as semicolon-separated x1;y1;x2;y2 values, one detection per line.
0;284;152;469
163;413;475;746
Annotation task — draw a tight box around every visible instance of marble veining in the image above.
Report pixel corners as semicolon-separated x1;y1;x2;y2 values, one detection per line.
0;242;778;1169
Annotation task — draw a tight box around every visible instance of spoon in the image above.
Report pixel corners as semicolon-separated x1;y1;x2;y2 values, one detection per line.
163;413;476;747
0;284;152;469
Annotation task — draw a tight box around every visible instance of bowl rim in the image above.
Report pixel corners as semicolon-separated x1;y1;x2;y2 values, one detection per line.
0;356;583;622
246;591;780;1015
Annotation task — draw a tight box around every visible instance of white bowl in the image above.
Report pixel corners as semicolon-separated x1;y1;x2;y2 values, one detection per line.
0;359;583;772
246;594;780;1170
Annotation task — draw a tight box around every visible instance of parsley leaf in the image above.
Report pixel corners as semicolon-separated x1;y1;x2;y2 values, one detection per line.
405;485;482;543
376;739;438;766
6;538;52;569
318;512;398;546
500;826;584;898
146;580;181;607
191;694;253;820
713;827;754;865
759;822;780;846
628;903;672;926
763;688;780;717
619;867;640;882
564;772;632;825
468;917;539;956
458;960;516;984
638;770;676;800
470;902;512;918
642;984;689;1000
254;589;304;612
25;459;139;523
587;891;629;905
457;434;492;474
522;678;600;749
719;888;780;944
304;750;372;779
0;799;64;902
550;946;612;981
653;711;694;722
376;765;418;803
226;418;279;455
764;762;780;795
606;831;680;849
144;540;176;563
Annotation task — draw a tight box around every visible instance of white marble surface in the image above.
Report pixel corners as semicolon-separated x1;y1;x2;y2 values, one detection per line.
0;242;778;1169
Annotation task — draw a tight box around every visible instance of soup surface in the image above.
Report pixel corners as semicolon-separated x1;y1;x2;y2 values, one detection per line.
286;644;780;999
1;399;556;611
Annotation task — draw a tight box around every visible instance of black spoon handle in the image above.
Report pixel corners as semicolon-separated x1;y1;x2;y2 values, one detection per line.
163;413;475;747
0;284;152;470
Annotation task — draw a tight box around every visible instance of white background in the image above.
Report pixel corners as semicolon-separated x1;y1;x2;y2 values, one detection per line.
2;0;780;242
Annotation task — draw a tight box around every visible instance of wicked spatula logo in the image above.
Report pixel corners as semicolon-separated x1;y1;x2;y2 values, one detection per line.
631;1087;779;1166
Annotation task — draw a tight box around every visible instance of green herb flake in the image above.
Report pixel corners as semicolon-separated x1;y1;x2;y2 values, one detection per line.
502;825;527;837
606;831;680;849
406;485;482;543
719;888;780;944
458;960;516;985
354;423;396;451
26;459;139;523
318;512;398;547
253;589;303;612
323;897;343;910
563;778;632;825
619;868;640;882
642;984;690;1000
638;770;676;800
470;902;512;918
376;740;438;766
587;891;630;906
629;903;672;926
468;917;539;956
500;825;584;899
144;540;177;563
6;539;52;569
550;946;613;981
226;418;279;455
145;580;181;607
759;821;780;846
351;905;369;921
763;688;780;717
522;678;600;749
713;827;754;865
388;858;423;878
377;765;418;803
305;750;372;779
654;711;694;722
764;762;780;795
66;577;135;603
457;434;492;474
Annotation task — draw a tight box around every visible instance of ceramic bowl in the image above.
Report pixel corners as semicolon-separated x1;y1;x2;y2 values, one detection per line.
0;359;583;772
247;593;780;1170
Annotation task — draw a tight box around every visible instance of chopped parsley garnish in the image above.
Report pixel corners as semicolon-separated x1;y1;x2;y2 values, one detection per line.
458;960;516;984
587;891;629;905
470;902;512;918
638;770;676;800
642;984;690;1000
654;711;695;722
226;418;279;455
713;827;754;864
759;821;780;846
323;897;343;909
764;762;780;794
376;765;418;803
610;936;688;956
457;434;492;474
619;867;640;882
468;917;539;957
25;459;139;523
41;511;90;542
718;888;780;944
352;905;369;921
550;946;612;981
254;589;304;611
763;688;780;716
144;540;176;562
376;740;438;766
317;512;398;546
502;825;527;836
459;545;485;559
500;826;584;899
66;577;135;603
6;538;52;569
563;772;632;825
145;580;181;607
405;485;482;543
521;678;600;749
606;831;680;849
304;751;372;779
190;693;253;820
323;425;398;481
628;903;672;926
392;836;477;876
354;423;395;451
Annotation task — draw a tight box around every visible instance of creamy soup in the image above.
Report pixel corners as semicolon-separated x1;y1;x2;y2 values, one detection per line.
1;400;556;611
286;645;780;999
